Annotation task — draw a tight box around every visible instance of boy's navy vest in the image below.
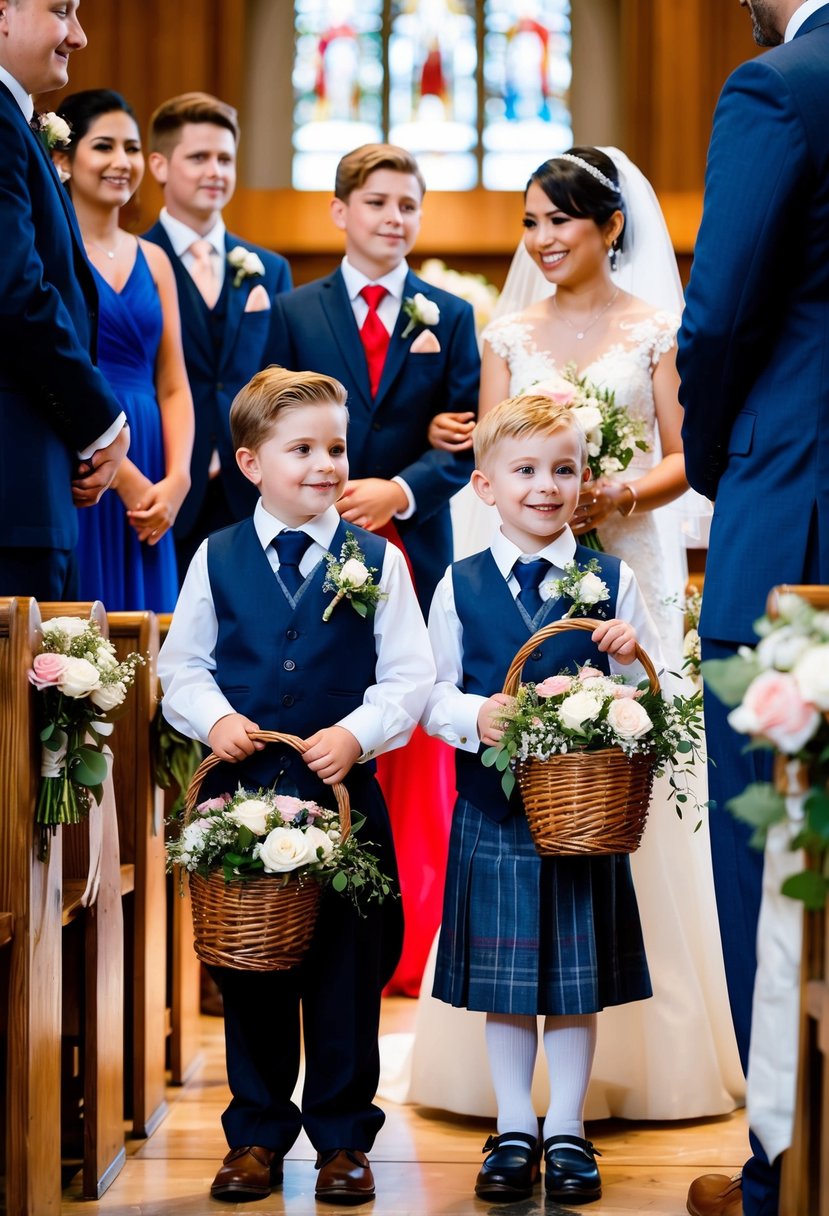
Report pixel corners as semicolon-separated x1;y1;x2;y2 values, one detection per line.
206;517;386;797
453;544;621;822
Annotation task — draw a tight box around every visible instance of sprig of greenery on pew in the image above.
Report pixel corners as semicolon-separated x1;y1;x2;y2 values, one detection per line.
151;704;204;815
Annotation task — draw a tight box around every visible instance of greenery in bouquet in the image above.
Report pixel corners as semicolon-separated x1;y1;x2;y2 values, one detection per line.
702;593;829;909
528;364;649;551
28;616;144;854
482;662;704;822
417;258;500;334
166;785;396;915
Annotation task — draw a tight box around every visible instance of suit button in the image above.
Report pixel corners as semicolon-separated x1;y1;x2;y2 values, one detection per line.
281;694;295;707
216;382;224;392
285;628;299;640
283;659;296;671
372;422;382;432
530;650;543;662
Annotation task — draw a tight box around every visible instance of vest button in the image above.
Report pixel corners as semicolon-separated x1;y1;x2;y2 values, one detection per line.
283;659;296;671
372;421;382;432
281;694;295;707
285;628;299;640
216;381;224;392
530;649;543;661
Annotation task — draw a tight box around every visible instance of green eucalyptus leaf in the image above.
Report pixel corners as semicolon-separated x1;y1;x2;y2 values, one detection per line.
781;870;829;911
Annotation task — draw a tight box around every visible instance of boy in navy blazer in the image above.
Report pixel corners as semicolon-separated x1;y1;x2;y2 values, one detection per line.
160;366;434;1204
143;92;292;576
269;143;480;612
0;0;128;598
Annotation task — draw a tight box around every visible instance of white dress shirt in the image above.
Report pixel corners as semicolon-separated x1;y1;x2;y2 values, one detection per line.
422;525;666;752
159;501;436;760
340;255;415;519
786;0;829;39
159;207;227;292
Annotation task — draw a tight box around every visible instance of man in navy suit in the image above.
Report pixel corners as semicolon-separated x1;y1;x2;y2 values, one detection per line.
143;92;292;576
269;143;479;613
0;0;128;599
679;3;829;1213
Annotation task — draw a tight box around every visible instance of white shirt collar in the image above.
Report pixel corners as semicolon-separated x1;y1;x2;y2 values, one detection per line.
253;500;341;553
0;66;34;121
490;526;578;581
159;207;226;259
340;256;409;304
786;0;829;40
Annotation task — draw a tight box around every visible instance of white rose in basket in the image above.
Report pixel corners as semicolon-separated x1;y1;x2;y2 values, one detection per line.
59;656;102;698
793;643;829;710
607;698;653;741
258;826;315;873
559;690;604;733
227;798;273;836
303;823;336;861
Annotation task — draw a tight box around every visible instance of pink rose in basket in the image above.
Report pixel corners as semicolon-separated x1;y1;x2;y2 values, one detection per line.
577;665;603;681
28;651;70;689
611;683;641;700
536;675;573;698
197;795;231;814
729;670;820;753
274;794;323;822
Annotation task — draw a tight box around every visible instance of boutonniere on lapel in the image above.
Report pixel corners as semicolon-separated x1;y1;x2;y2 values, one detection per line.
227;245;265;288
35;111;71;153
543;558;610;619
401;292;440;339
322;531;388;622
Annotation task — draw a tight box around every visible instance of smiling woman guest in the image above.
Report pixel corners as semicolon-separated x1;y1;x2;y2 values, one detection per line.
54;89;194;611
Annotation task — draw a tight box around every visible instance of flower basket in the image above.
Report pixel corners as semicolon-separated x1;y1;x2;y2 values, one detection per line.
502;620;660;856
183;730;350;972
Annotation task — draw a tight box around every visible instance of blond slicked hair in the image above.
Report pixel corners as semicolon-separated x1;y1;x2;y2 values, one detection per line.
474;394;588;473
230;366;348;453
335;143;426;200
149;91;239;156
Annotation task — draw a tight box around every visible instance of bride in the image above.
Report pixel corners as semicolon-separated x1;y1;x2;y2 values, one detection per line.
382;147;742;1122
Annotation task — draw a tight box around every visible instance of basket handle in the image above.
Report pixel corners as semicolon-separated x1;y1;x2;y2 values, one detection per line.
183;729;351;843
501;618;660;699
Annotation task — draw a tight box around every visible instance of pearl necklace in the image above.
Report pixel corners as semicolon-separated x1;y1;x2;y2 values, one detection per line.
553;288;619;340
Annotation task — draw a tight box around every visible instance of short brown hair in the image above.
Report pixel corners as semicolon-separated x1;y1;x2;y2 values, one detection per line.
148;91;239;156
474;395;588;472
334;143;426;201
230;366;349;453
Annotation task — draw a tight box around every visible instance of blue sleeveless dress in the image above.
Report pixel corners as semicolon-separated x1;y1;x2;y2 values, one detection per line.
76;245;178;612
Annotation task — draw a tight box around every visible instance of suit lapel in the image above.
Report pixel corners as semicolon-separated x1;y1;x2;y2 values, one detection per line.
373;270;431;411
320;271;373;409
147;221;214;363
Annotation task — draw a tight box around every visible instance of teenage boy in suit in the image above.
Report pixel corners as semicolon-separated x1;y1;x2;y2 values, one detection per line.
144;92;292;576
0;0;128;598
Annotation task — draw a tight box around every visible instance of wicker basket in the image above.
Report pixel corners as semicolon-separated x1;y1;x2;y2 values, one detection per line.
502;620;659;856
183;730;351;971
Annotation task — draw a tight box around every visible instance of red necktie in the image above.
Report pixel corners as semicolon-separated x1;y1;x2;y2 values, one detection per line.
359;284;390;397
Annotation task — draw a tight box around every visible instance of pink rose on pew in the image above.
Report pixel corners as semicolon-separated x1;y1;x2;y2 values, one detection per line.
28;651;70;689
728;670;821;753
535;674;573;698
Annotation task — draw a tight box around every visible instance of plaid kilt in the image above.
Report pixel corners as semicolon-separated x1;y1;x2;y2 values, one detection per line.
433;798;652;1015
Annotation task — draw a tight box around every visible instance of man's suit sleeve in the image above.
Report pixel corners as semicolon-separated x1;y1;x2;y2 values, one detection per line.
264;292;297;369
678;57;809;499
396;299;480;521
0;111;121;449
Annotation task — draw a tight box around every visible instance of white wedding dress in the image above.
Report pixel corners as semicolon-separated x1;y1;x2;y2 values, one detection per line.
380;309;744;1121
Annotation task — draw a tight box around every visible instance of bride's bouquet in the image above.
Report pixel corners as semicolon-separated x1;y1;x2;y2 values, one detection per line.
530;364;649;550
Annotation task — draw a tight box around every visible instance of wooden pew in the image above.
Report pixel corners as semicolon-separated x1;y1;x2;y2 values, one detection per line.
39;602;125;1200
767;585;829;1216
157;612;202;1086
0;596;62;1216
107;611;168;1137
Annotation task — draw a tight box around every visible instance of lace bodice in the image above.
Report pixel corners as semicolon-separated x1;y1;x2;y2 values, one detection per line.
481;308;685;659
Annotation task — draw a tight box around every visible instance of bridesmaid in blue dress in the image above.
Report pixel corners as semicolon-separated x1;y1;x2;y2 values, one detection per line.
54;90;193;612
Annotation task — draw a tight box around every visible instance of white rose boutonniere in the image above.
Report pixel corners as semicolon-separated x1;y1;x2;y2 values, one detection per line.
401;292;440;339
227;245;265;288
322;531;388;622
543;558;611;619
37;111;71;152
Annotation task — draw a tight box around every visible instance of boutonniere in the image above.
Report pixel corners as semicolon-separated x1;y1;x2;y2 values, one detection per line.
227;245;265;288
543;558;610;619
322;531;388;622
401;292;440;339
36;111;71;152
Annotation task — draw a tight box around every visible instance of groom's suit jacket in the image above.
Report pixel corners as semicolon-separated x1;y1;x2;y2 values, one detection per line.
142;221;292;539
678;7;829;644
0;82;122;553
269;267;480;610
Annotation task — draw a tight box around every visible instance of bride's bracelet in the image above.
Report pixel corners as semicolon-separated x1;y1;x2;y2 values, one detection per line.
617;483;638;517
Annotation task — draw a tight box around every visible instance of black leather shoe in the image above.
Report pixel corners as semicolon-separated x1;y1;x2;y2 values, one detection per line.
474;1132;541;1202
543;1134;602;1204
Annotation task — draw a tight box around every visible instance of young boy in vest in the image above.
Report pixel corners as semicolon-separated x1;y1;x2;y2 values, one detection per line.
423;395;662;1204
159;366;434;1205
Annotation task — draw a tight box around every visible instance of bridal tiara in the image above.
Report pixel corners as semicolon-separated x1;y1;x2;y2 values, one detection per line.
553;153;621;194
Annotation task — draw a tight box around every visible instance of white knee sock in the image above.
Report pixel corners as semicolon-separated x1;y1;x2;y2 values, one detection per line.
485;1012;539;1141
542;1013;597;1143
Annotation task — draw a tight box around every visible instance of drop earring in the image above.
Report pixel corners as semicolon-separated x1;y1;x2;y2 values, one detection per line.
608;243;619;272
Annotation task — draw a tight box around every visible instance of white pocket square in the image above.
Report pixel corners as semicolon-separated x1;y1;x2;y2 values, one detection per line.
409;329;441;354
244;284;271;313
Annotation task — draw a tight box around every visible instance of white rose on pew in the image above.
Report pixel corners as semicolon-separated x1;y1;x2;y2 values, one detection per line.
90;681;127;712
227;798;272;836
258;826;315;873
303;823;335;861
42;616;87;640
58;656;101;698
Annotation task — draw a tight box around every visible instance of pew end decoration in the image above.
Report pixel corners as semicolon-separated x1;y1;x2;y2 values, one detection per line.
482;619;705;855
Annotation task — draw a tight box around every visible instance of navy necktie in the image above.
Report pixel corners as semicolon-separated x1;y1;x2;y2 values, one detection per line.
273;530;312;597
512;558;551;621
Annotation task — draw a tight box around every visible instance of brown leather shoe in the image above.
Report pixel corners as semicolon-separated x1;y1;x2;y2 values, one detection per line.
687;1173;743;1216
210;1145;283;1201
315;1149;375;1205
